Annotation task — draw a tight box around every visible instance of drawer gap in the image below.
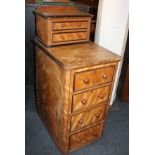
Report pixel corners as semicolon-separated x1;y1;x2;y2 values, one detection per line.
71;101;108;116
73;82;112;94
69;121;104;135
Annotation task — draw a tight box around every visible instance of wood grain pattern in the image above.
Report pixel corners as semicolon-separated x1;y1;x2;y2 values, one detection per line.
36;15;51;46
34;6;92;46
53;31;88;43
35;46;71;153
72;85;111;112
74;66;115;91
33;38;122;154
71;105;107;132
33;39;122;70
69;124;102;151
53;21;89;31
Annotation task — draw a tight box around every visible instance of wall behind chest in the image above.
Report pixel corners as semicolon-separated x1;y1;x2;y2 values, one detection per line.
95;0;129;105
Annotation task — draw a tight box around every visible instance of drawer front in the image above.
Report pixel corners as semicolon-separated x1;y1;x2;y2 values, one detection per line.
74;66;115;91
53;32;88;43
53;21;89;31
69;124;102;151
71;105;106;132
73;85;111;112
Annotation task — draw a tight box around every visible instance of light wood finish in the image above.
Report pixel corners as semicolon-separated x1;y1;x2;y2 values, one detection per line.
33;39;121;154
35;46;71;153
71;105;107;132
53;31;87;43
74;66;115;91
33;39;121;70
69;124;102;151
34;6;93;46
72;85;111;112
53;21;89;31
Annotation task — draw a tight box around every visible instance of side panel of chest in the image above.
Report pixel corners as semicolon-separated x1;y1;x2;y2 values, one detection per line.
35;46;71;153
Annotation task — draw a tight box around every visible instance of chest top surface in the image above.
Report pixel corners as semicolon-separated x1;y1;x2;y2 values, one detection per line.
33;39;121;70
34;6;93;18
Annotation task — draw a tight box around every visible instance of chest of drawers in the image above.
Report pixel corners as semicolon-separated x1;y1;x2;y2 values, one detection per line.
33;38;121;154
34;6;93;47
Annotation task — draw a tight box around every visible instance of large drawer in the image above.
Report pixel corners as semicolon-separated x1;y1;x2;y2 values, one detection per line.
70;105;106;132
72;85;111;112
53;31;88;43
69;124;102;151
74;66;115;91
53;21;89;31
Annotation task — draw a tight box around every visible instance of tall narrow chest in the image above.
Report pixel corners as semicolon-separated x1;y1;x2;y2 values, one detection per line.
33;39;121;154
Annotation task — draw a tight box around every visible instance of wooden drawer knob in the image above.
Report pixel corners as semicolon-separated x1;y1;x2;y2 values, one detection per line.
77;23;81;27
79;119;84;124
83;79;90;84
102;74;108;79
92;132;97;137
61;23;65;27
78;34;82;39
60;35;65;40
95;113;100;118
81;99;87;105
98;94;104;99
77;138;81;143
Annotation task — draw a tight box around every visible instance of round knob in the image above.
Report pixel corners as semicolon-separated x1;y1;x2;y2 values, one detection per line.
98;94;104;99
78;34;82;39
61;23;65;27
60;35;65;40
83;79;90;84
79;119;84;124
102;74;108;79
77;138;81;143
77;23;81;27
92;132;97;137
95;113;100;118
81;99;87;105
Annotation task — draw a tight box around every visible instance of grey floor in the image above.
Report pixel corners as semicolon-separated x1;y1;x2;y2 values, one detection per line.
26;85;129;155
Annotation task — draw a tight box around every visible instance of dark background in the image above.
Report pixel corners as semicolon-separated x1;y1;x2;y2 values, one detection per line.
25;5;36;86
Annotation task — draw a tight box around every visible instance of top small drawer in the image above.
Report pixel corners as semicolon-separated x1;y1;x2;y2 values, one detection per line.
53;21;89;31
35;16;91;46
74;66;115;91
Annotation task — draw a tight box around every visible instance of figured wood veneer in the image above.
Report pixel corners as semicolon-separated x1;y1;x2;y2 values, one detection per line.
74;66;115;91
53;21;89;31
69;124;102;151
33;39;121;154
53;31;88;43
71;105;106;132
34;6;93;46
72;85;111;112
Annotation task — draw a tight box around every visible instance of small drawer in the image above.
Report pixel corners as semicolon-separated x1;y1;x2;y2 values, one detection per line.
71;105;106;132
53;21;89;31
52;32;88;43
69;124;102;151
74;66;115;91
73;85;111;112
35;6;92;46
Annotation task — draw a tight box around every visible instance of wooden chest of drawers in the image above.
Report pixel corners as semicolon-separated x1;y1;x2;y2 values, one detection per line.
34;6;93;47
33;39;121;154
